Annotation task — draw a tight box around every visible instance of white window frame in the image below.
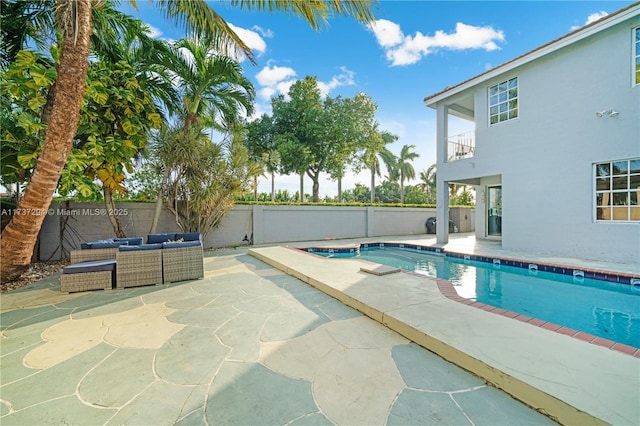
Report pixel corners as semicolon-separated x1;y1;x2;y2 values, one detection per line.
488;77;518;126
634;27;640;86
594;158;640;222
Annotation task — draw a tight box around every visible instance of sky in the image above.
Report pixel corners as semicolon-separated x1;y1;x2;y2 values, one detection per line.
119;0;636;198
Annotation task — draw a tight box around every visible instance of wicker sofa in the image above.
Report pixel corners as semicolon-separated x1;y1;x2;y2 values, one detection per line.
62;234;203;293
147;233;204;283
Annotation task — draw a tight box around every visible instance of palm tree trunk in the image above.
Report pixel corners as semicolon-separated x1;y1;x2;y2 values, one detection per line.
271;172;275;202
337;177;342;203
103;187;126;238
253;175;258;201
1;0;93;283
299;174;304;203
370;167;376;203
149;168;170;234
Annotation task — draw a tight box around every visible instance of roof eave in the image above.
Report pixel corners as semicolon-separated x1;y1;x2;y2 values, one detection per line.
423;2;640;108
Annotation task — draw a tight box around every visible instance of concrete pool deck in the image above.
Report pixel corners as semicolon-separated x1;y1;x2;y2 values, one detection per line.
249;234;639;426
1;246;556;425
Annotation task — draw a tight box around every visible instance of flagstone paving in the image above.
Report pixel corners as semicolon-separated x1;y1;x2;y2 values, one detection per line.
0;250;555;425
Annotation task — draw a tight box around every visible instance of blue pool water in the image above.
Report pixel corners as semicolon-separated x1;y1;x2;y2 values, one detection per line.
310;247;640;348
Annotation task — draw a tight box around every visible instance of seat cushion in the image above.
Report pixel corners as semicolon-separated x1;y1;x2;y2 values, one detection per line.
114;237;143;246
83;239;128;249
162;240;201;249
147;233;176;244
63;259;116;274
175;232;201;242
119;243;163;251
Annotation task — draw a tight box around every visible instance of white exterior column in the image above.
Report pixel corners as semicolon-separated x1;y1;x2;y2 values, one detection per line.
436;103;449;244
436;177;450;244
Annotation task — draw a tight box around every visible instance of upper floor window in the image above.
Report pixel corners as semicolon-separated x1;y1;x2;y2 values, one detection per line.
634;27;639;85
489;77;518;125
595;158;640;222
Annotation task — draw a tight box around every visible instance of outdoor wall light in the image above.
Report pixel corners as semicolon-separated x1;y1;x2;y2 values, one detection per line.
596;108;619;117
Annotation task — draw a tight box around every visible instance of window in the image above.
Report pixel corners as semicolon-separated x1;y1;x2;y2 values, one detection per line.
595;159;640;222
634;27;640;85
489;77;518;125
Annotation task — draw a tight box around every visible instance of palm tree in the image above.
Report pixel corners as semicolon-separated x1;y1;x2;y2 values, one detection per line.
397;144;420;204
1;0;93;282
1;0;376;282
0;0;373;282
420;164;437;195
262;150;281;202
172;38;255;131
361;130;398;203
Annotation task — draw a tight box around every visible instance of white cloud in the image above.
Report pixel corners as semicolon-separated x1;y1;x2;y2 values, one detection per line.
368;19;404;47
228;23;267;54
571;11;608;31
316;67;355;97
252;25;274;38
255;64;297;88
251;65;358;120
144;23;163;39
368;20;505;66
226;23;268;62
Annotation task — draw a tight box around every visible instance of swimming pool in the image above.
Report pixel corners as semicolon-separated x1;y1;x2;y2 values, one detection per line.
306;246;640;348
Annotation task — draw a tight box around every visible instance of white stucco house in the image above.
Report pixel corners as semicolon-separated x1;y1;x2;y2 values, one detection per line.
424;3;640;265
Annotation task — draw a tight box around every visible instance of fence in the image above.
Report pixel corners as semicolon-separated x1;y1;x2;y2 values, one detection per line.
37;201;474;261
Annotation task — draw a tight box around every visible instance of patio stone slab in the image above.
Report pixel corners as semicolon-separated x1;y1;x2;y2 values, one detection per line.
387;389;471;425
107;380;204;425
393;343;484;391
206;362;317;425
79;348;155;407
0;395;115;426
2;342;115;410
262;310;329;341
215;311;267;361
156;326;228;385
454;386;556;425
289;412;333;425
167;304;238;328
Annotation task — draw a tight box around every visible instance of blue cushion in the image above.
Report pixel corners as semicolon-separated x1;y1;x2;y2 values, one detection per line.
88;240;127;249
162;240;201;249
147;233;176;244
80;243;91;249
119;243;163;251
114;237;143;246
63;259;116;274
176;232;201;242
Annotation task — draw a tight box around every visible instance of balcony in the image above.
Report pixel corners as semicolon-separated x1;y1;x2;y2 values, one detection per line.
447;131;475;162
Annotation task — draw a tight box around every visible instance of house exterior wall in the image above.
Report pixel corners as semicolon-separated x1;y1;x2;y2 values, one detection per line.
433;15;640;264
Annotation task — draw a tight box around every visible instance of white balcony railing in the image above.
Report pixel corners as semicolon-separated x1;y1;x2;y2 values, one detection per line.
447;131;475;161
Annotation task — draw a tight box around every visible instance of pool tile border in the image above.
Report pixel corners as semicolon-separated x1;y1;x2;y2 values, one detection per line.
299;242;640;357
429;276;640;357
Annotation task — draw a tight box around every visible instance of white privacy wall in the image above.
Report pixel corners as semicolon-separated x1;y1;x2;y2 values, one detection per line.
39;202;473;260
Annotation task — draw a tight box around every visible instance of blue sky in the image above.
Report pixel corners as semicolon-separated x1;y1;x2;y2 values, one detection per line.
119;0;635;197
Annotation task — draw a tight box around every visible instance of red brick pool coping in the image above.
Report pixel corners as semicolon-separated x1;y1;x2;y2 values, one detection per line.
429;275;640;358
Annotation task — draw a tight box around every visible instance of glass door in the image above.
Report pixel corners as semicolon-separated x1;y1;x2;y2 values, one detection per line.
487;186;502;237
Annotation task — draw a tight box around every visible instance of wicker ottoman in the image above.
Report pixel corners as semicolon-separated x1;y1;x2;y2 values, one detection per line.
61;259;116;293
